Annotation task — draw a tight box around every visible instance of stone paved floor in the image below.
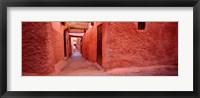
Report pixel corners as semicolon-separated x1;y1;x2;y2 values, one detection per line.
56;52;108;76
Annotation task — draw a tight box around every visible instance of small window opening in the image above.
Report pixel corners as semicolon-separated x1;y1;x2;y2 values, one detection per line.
91;22;94;26
138;22;146;30
61;22;65;26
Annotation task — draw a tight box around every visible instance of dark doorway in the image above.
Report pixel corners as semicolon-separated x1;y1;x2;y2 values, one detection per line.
63;29;67;57
97;24;103;66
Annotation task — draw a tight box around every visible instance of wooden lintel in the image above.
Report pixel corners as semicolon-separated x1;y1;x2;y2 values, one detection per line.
70;27;87;30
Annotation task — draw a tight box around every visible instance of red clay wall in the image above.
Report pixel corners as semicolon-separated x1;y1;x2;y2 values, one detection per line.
51;22;65;63
22;22;65;75
82;23;98;62
102;22;178;69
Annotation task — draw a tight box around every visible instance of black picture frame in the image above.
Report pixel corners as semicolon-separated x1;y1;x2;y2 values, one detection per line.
0;0;199;98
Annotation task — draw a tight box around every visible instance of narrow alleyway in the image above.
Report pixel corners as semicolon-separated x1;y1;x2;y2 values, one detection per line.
22;22;178;76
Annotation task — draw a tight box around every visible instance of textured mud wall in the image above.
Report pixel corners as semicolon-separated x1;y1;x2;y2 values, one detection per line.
22;22;65;75
102;22;178;69
82;23;98;62
22;22;55;74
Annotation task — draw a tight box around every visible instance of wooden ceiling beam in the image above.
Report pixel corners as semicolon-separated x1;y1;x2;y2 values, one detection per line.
70;27;87;30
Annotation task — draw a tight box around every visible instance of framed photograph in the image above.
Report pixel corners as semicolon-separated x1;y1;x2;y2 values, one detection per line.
0;0;199;98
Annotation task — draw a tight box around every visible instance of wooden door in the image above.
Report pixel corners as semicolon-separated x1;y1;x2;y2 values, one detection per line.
97;24;102;65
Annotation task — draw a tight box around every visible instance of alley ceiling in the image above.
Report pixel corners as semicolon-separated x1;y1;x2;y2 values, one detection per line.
66;22;89;33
